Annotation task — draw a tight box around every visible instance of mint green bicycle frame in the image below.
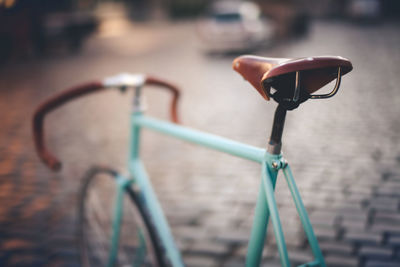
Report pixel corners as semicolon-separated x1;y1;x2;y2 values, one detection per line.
109;110;326;267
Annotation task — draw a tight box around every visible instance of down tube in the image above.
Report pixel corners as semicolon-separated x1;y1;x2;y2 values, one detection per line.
108;175;132;267
129;121;184;267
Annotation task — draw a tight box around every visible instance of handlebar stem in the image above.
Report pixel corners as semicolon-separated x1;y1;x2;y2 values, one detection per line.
133;85;146;113
103;73;146;88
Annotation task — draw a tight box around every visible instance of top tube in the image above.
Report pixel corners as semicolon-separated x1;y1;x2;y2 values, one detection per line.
132;112;267;163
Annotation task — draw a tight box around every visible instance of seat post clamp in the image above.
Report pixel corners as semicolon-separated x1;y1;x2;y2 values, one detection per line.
267;142;282;155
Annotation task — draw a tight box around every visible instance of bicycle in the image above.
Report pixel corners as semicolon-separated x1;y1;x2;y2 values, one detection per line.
32;54;352;267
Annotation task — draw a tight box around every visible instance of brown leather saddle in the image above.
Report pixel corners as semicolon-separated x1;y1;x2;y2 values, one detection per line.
233;55;353;109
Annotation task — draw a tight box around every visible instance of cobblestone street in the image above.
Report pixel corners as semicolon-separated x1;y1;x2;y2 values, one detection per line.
1;17;400;267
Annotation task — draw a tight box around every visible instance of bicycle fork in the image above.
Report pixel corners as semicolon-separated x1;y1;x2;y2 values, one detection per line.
245;154;326;267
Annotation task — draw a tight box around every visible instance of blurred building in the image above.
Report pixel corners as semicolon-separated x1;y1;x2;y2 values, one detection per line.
0;0;98;62
2;0;399;63
259;0;400;18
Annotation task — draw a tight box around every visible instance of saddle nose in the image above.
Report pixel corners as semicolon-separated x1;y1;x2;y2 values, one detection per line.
233;55;288;100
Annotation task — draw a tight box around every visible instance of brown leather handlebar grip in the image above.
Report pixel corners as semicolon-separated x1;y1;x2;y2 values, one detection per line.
33;75;181;172
145;75;180;124
32;82;104;171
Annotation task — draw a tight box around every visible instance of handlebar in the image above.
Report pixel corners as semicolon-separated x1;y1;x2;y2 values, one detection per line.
145;75;180;123
32;74;181;172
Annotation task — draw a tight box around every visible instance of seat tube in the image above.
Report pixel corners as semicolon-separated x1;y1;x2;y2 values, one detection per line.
247;104;289;266
261;160;290;267
246;160;279;267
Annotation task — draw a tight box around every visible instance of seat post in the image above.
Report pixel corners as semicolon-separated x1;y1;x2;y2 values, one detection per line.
267;105;287;155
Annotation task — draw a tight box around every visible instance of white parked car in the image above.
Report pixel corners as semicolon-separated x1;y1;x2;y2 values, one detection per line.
197;1;274;53
348;0;381;20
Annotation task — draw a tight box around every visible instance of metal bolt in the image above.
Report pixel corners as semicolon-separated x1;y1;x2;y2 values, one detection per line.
272;161;279;169
282;159;288;168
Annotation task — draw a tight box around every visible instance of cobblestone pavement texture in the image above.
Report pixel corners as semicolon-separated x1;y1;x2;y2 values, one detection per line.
1;15;400;267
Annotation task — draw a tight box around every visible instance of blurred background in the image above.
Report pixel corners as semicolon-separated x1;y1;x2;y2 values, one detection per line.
1;0;400;266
